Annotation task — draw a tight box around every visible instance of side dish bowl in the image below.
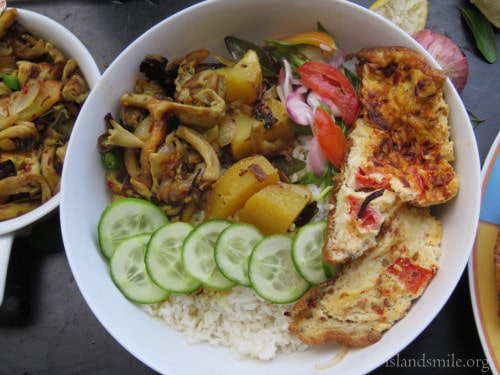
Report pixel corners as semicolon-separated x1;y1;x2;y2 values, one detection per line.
60;0;481;374
0;8;100;305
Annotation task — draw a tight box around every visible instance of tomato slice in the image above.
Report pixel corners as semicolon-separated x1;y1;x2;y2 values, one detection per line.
313;106;346;170
298;61;359;126
355;167;391;190
347;194;381;230
387;257;434;295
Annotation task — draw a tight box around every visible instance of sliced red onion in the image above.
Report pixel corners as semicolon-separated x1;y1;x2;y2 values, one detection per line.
413;29;469;93
327;49;346;69
306;91;342;118
278;59;294;101
286;90;313;126
308;136;327;177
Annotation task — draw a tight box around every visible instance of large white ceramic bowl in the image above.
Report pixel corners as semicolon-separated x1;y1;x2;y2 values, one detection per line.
60;0;481;374
0;8;100;305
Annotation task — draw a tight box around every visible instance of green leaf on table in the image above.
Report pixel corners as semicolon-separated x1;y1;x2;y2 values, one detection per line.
460;7;498;63
468;109;486;129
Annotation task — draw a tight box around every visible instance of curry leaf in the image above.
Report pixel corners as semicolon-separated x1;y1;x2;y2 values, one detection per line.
460;7;498;63
224;36;278;78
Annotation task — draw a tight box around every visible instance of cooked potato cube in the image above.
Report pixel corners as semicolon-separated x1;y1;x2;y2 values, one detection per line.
225;49;262;103
258;98;295;141
229;98;295;160
239;182;312;235
230;111;260;160
206;155;279;219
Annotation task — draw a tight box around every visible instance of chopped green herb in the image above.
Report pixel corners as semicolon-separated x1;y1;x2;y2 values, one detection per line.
300;161;336;199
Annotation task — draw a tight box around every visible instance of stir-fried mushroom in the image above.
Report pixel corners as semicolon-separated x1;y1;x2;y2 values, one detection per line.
99;114;221;220
0;8;91;220
175;125;221;188
139;54;178;97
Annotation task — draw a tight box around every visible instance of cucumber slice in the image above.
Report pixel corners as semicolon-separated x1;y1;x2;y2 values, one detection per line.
292;220;332;285
249;235;310;304
110;233;169;304
145;222;201;294
182;219;236;290
214;222;264;286
98;198;168;259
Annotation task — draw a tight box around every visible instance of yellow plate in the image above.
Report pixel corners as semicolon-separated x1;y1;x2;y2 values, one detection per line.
469;131;500;375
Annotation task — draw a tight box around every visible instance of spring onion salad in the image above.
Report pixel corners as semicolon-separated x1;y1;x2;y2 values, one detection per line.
96;23;358;360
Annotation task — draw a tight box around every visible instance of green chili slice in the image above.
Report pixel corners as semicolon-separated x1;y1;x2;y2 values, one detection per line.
101;151;123;170
2;74;20;90
460;7;498;63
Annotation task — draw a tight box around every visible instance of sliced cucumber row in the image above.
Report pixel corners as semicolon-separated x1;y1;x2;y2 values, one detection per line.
97;198;341;305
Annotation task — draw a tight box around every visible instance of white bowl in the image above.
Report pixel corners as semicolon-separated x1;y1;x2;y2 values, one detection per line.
0;8;101;304
60;0;481;374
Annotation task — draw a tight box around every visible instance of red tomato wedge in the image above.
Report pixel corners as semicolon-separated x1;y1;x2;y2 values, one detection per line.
387;257;434;295
313;106;347;170
298;61;359;126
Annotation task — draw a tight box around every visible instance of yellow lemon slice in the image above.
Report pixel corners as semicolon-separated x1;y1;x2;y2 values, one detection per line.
370;0;428;35
470;0;500;28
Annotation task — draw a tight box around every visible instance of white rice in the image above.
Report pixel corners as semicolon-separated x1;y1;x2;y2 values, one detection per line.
143;287;309;360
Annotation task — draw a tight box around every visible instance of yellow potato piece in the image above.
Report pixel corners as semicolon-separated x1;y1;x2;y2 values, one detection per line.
225;49;262;103
230;111;260;160
206;155;279;219
229;98;295;160
239;182;312;235
258;98;295;142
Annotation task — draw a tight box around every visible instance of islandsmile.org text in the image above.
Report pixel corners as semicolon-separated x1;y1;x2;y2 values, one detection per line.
386;353;490;373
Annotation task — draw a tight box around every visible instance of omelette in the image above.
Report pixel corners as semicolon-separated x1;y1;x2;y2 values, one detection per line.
323;46;459;264
289;46;459;346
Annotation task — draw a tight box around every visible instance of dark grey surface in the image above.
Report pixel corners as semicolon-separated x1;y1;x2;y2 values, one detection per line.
1;0;499;374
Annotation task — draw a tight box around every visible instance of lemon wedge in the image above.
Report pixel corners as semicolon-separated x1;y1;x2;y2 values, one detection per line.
470;0;500;28
370;0;428;35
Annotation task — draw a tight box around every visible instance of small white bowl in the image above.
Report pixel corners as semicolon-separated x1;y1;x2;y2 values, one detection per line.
0;8;101;305
60;0;481;374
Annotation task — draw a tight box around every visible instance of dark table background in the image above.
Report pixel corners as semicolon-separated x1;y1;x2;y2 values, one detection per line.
1;0;499;374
